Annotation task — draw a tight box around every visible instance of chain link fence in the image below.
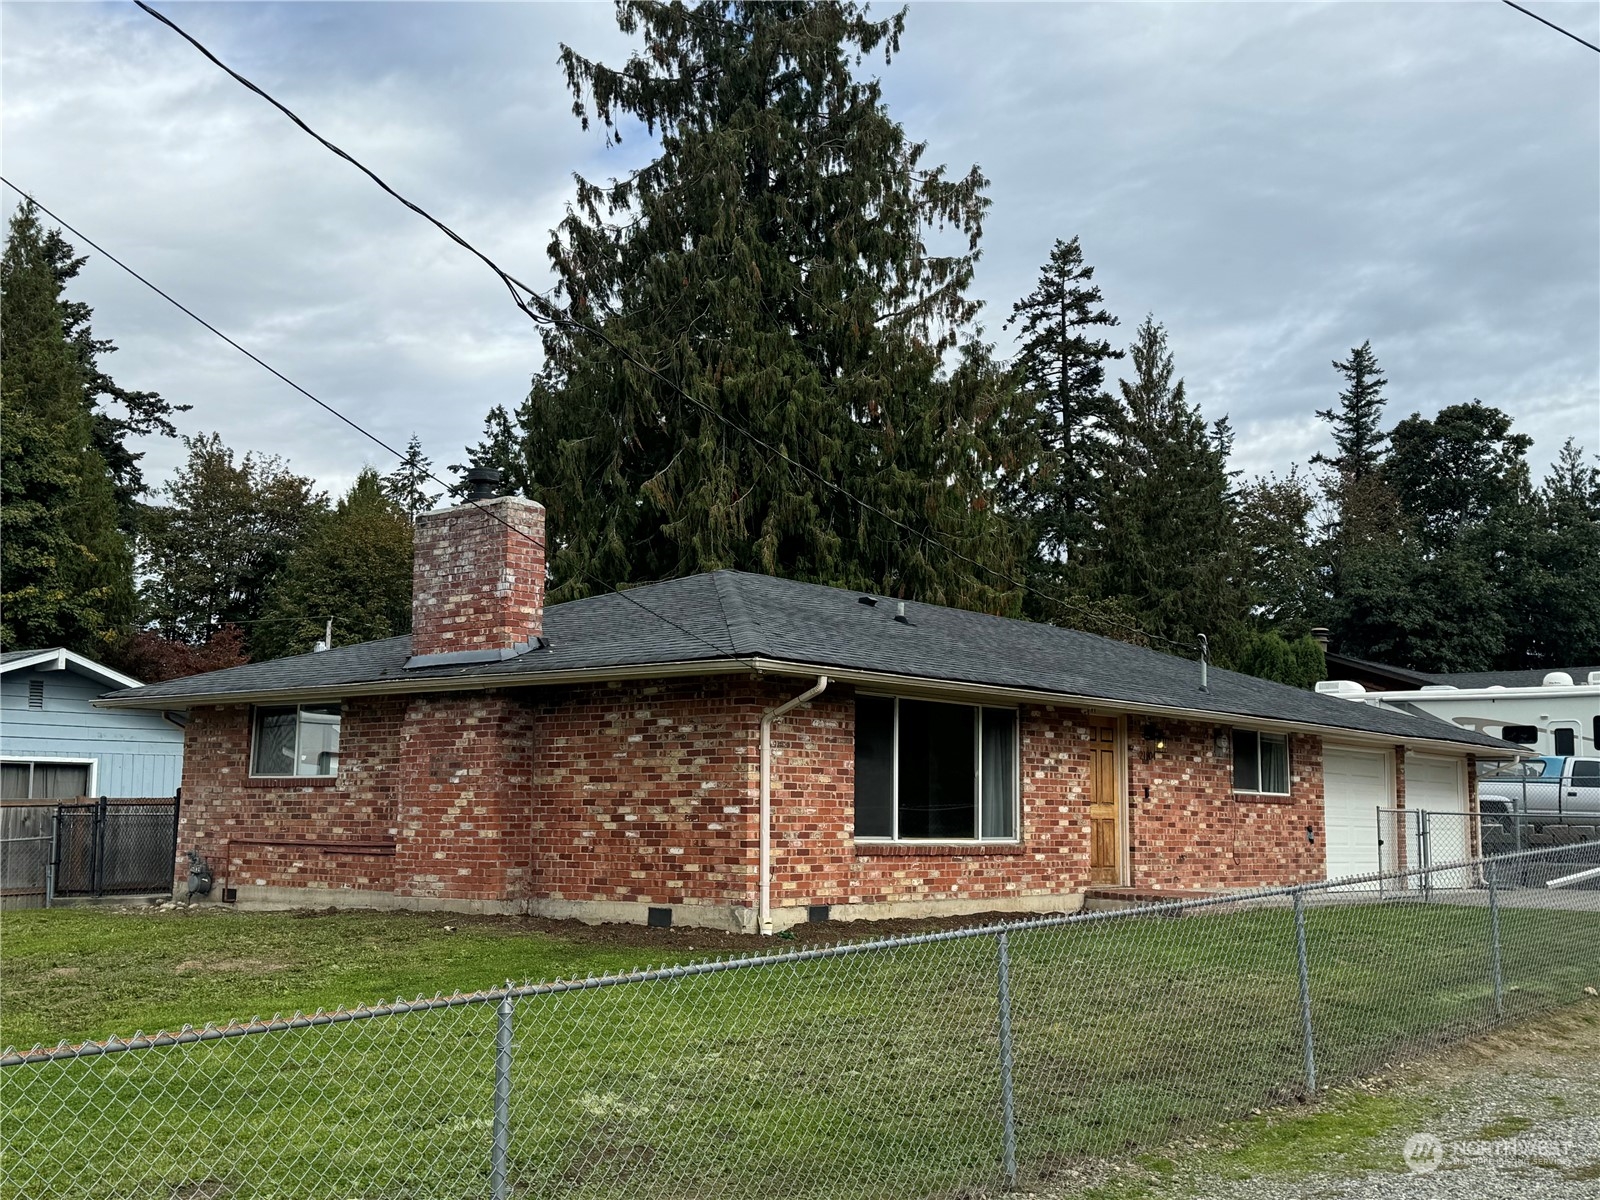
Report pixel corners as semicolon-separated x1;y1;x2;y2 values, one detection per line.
5;841;1599;1199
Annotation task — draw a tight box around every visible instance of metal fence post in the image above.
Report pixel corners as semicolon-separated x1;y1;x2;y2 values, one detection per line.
1487;858;1504;1017
491;996;513;1200
1293;891;1317;1095
995;931;1018;1189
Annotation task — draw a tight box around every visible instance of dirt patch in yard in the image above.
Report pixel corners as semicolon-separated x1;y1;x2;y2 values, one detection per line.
172;958;290;975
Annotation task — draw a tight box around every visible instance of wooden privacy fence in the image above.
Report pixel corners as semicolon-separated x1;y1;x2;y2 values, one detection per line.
0;797;178;909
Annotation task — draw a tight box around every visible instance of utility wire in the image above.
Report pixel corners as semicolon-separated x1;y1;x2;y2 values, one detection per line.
0;178;758;672
1500;0;1600;54
133;0;1191;653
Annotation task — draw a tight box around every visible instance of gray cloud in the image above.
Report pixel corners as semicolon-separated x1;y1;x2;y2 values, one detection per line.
4;1;1595;498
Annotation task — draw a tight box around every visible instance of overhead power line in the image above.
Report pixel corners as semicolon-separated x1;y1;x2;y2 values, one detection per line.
1500;0;1600;54
0;177;758;672
133;0;1192;653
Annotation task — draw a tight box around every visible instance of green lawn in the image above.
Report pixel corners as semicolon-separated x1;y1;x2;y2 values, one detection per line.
3;899;1597;1200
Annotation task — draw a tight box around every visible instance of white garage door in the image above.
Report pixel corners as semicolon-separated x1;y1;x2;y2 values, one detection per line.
1324;746;1392;884
1407;753;1471;887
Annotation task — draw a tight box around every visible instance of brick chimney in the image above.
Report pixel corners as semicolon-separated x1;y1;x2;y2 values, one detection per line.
409;473;546;663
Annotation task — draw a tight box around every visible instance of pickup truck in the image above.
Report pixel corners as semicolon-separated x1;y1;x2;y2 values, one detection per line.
1478;756;1600;817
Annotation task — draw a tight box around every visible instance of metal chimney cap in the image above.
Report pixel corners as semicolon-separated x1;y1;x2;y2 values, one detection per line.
462;466;503;502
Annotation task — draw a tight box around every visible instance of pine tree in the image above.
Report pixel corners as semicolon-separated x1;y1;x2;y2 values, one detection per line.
138;433;326;653
1092;316;1245;650
477;1;1018;611
1313;340;1389;484
1000;236;1123;582
255;470;414;658
383;435;441;523
1496;438;1600;668
0;204;133;655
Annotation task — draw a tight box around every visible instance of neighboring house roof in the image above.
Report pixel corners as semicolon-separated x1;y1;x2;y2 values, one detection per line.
1322;653;1438;690
97;570;1512;753
0;648;146;692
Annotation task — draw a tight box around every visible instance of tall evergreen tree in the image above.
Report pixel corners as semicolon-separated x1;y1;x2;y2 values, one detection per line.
1235;469;1320;632
383;435;440;523
1093;316;1245;650
1330;402;1536;672
0;204;133;655
1313;340;1389;484
1000;236;1123;586
1496;438;1600;668
255;470;414;659
475;1;1019;611
137;433;326;654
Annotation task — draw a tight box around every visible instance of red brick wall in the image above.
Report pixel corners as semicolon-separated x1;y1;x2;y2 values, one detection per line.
392;693;537;903
1125;719;1325;891
176;697;406;896
411;496;546;656
526;678;762;910
176;674;1339;919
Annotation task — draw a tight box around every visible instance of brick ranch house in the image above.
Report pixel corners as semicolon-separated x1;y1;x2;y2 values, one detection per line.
99;493;1514;933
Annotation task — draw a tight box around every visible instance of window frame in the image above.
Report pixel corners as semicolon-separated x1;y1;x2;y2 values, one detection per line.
0;757;98;800
853;694;1021;843
249;704;343;779
1231;729;1291;797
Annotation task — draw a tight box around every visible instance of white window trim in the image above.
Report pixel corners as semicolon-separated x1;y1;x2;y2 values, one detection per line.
0;756;99;800
852;693;1022;844
1231;729;1292;797
249;704;342;779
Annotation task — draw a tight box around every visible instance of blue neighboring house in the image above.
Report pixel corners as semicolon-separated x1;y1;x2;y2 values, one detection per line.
1;649;184;800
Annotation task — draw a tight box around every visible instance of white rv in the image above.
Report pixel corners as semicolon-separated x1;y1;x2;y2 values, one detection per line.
1315;670;1600;758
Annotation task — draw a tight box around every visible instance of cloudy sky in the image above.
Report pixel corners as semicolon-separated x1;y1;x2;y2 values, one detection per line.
4;1;1597;502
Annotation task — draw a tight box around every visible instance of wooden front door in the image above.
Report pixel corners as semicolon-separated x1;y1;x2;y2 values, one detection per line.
1087;716;1122;884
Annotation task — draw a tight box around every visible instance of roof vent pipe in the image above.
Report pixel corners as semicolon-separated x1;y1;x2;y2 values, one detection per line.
462;466;503;503
1198;634;1209;693
1311;627;1330;651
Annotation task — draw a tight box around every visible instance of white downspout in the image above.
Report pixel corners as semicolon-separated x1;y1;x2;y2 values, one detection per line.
758;675;828;936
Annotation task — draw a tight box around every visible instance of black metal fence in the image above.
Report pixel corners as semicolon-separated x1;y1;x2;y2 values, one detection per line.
0;798;177;908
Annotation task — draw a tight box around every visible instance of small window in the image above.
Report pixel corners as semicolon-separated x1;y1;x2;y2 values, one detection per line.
27;680;44;710
251;704;342;777
1232;730;1290;795
853;696;1017;841
1501;725;1539;745
1552;727;1577;757
1572;760;1600;782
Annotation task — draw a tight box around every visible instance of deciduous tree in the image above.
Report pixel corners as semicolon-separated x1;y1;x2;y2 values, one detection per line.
255;470;414;659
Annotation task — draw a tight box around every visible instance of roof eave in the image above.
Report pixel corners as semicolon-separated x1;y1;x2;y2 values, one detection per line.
742;659;1519;758
92;656;753;710
94;650;1514;758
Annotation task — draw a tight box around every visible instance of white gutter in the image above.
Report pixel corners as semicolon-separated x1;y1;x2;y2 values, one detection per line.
758;675;828;936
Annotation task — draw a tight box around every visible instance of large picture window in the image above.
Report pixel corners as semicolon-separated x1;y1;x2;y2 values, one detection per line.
1232;729;1289;795
251;704;342;777
854;696;1018;840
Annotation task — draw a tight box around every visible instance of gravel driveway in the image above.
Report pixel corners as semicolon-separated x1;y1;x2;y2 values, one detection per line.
1021;1001;1600;1199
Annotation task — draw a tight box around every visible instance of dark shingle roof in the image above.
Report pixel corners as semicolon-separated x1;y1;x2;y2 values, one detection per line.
100;570;1509;750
